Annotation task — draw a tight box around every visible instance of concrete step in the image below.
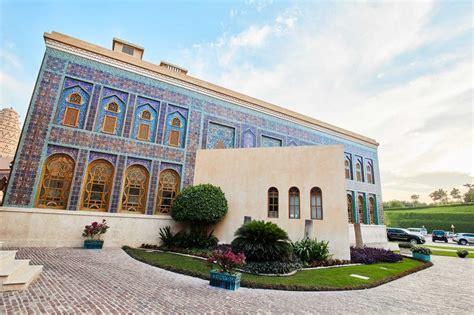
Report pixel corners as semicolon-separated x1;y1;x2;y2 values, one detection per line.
0;250;17;267
1;265;43;292
0;259;30;284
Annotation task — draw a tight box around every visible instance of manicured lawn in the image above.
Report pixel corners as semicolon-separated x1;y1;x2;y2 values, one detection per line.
384;204;474;232
426;245;474;252
124;247;430;291
429;250;473;259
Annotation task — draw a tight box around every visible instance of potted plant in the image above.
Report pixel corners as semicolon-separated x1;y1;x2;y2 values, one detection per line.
207;249;245;290
398;242;413;256
456;249;469;258
82;219;109;249
410;245;432;262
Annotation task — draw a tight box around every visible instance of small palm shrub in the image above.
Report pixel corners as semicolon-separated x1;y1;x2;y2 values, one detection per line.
292;238;331;264
231;221;292;262
158;226;218;249
159;226;175;247
456;249;469;258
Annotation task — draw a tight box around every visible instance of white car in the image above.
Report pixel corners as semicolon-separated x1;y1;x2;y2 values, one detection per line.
453;233;474;245
407;227;427;236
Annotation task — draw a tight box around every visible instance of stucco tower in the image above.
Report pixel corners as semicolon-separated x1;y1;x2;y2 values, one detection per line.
0;107;21;158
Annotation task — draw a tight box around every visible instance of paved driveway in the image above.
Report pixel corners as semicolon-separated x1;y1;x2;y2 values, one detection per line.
1;248;473;314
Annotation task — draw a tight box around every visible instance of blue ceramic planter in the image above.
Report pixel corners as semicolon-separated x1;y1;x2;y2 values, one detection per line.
412;252;430;262
209;270;241;290
84;240;104;249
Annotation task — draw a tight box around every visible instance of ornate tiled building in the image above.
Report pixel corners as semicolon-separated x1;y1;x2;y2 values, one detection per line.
4;32;384;231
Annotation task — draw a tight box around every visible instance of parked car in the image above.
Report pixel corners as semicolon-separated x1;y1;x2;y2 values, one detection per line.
387;228;426;244
453;233;474;245
446;232;455;239
407;227;428;236
432;230;448;242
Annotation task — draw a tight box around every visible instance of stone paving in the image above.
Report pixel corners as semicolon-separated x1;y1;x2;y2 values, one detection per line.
1;248;473;314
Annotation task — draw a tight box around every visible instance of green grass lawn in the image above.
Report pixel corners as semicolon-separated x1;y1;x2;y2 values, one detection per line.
429;250;473;258
425;245;474;252
384;204;474;232
124;247;429;291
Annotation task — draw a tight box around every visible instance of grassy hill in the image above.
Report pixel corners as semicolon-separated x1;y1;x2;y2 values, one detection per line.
384;204;474;233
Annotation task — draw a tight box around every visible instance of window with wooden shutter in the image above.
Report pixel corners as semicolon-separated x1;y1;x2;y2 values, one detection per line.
102;115;117;134
62;107;80;127
137;123;150;141
168;130;180;146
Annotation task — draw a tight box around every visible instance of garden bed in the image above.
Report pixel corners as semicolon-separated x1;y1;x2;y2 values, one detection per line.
123;246;432;291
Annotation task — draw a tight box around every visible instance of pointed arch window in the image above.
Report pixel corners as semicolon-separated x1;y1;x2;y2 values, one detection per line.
67;93;83;105
268;187;279;218
357;195;365;224
121;165;149;214
36;154;75;209
289;187;300;219
81;159;114;212
368;196;376;224
310;187;323;220
366;160;374;184
171;117;182;127
347;193;354;223
141;110;152;120
344;154;352;179
355;158;363;182
106;102;120;113
156;169;180;214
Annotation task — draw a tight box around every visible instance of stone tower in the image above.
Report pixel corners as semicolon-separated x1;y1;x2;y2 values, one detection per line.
0;107;21;158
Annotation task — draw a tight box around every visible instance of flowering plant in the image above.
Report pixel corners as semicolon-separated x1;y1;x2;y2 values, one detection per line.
207;249;246;274
82;219;109;240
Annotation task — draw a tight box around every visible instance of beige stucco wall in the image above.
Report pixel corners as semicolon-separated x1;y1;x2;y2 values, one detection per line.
193;145;350;260
348;224;388;248
0;207;181;247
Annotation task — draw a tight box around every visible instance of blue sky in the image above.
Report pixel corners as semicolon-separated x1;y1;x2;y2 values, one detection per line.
0;0;472;201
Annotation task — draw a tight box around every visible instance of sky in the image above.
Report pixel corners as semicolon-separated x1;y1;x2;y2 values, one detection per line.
0;0;472;202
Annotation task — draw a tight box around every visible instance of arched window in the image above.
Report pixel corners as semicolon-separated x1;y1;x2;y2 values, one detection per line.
356;160;363;182
268;187;279;218
310;187;323;220
369;196;376;224
289;187;300;219
168;117;183;147
106;102;120;113
357;195;365;224
347;193;353;223
67;93;82;105
156;169;180;214
36;154;75;209
121;165;149;214
141;110;152;120
345;159;351;179
81;159;114;212
367;161;374;184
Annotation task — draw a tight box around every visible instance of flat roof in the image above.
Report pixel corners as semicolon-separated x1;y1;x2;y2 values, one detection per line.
43;31;378;147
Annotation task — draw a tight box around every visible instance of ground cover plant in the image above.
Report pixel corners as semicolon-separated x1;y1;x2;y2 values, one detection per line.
384;204;474;232
123;247;431;291
350;247;403;264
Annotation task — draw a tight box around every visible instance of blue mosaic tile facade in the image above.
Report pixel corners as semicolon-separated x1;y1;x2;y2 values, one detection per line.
5;45;384;223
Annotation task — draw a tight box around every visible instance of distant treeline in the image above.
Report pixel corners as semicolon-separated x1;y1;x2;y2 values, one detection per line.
384;202;474;211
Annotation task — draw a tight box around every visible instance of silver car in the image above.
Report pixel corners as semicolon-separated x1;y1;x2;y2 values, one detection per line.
453;233;474;245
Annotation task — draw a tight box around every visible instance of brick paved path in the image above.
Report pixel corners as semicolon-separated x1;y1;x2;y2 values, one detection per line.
1;248;473;314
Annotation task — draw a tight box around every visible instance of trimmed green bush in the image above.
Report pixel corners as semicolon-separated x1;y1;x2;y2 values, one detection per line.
411;246;432;255
171;184;228;225
231;220;292;262
292;238;331;264
456;249;469;258
398;242;413;249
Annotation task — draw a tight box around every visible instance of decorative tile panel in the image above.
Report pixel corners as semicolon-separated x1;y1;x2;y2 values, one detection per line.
68;149;88;210
261;135;283;147
206;122;235;149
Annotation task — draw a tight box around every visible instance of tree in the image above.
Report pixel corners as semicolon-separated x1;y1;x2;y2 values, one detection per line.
429;189;448;204
410;194;420;206
450;188;462;203
171;184;228;233
464;186;474;203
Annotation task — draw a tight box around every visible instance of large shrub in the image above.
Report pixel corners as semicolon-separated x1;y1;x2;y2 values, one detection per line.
231;220;292;262
292;238;331;264
350;247;403;264
171;184;228;225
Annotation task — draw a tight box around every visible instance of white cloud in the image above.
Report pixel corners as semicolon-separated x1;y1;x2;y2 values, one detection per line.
179;2;473;202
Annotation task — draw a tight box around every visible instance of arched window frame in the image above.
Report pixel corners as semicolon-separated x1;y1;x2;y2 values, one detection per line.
57;85;91;130
267;187;279;218
310;187;323;220
141;110;152;120
165;112;186;148
106;102;120;113
96;95;126;136
156;169;180;214
368;196;376;224
357;195;366;224
36;153;75;209
347;193;354;223
133;105;157;142
344;154;352;180
120;165;149;214
355;157;364;182
288;187;300;219
67;92;83;105
81;159;115;212
366;160;375;184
